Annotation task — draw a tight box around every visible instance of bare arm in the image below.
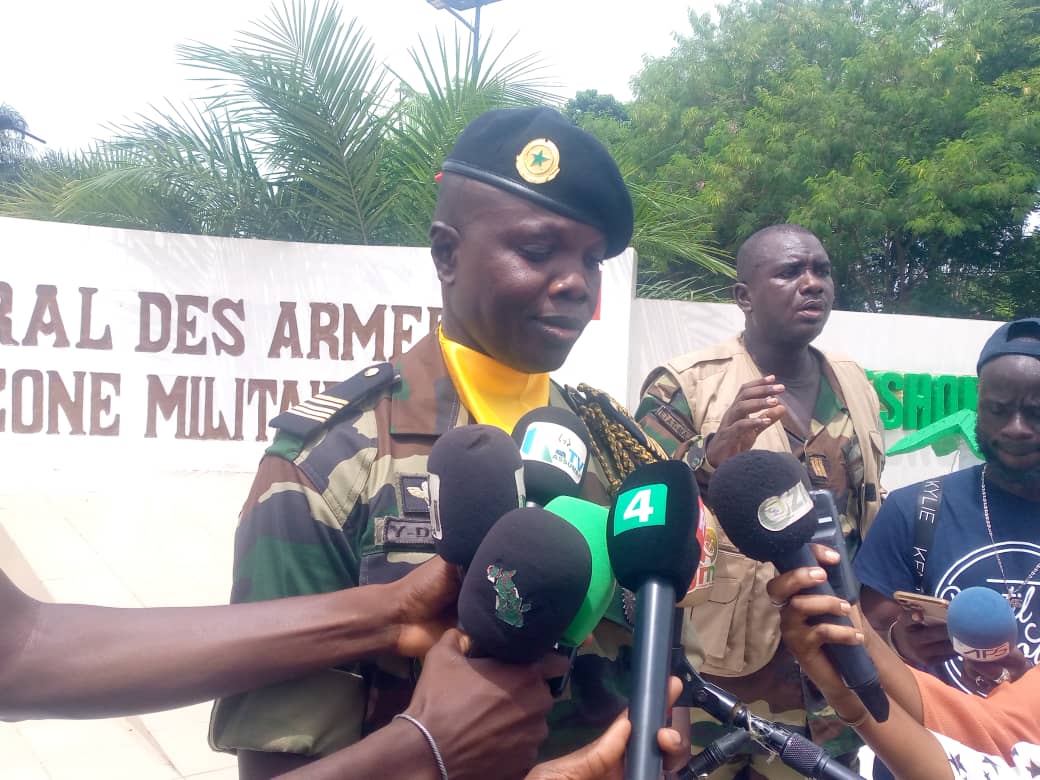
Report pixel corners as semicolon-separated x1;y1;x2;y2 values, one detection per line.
769;548;924;720
0;558;457;721
777;593;952;778
768;556;959;780
843;694;954;780
860;585;956;674
261;629;553;780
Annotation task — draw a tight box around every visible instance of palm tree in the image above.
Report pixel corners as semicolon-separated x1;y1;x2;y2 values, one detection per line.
1;1;553;247
0;0;733;294
0;104;45;177
384;30;560;244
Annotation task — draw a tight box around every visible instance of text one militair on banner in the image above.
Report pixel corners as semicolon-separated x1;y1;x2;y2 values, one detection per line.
0;217;634;472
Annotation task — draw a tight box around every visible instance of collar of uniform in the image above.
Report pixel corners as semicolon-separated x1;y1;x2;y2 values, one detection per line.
735;331;849;412
388;331;470;437
438;327;550;433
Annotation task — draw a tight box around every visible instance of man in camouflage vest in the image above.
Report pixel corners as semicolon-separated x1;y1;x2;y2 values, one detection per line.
636;224;886;779
210;107;657;779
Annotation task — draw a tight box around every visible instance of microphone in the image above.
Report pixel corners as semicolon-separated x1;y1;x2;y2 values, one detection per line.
808;489;859;603
707;450;889;723
544;495;616;648
678;669;863;780
948;587;1018;662
512;407;591;506
427;424;526;567
680;730;751;779
607;460;702;780
457;507;593;664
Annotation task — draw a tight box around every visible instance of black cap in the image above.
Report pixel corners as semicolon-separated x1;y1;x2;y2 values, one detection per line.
442;107;634;258
976;317;1040;375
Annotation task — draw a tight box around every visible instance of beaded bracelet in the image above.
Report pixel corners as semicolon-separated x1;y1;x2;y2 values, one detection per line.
394;713;449;780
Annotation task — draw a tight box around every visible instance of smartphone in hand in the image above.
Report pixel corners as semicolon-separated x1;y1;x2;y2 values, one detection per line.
893;590;950;626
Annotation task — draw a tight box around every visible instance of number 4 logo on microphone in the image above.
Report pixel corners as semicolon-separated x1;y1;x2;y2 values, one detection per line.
613;483;668;535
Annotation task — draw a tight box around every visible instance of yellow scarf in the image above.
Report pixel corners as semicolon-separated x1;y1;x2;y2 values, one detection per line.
438;327;550;433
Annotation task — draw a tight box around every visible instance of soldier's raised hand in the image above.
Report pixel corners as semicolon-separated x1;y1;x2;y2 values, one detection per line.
705;376;787;468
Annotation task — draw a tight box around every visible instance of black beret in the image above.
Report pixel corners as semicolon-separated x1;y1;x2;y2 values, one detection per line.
977;317;1040;374
442;107;634;258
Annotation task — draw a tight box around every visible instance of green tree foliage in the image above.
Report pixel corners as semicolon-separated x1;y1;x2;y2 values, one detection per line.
564;89;630;123
629;0;1040;317
0;104;45;178
383;31;561;245
0;0;731;293
563;89;737;299
0;1;556;246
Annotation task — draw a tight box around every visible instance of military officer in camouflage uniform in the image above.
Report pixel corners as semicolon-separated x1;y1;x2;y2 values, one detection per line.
636;224;886;779
210;108;650;779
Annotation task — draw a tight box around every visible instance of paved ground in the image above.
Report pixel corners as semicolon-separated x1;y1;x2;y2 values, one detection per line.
0;471;252;780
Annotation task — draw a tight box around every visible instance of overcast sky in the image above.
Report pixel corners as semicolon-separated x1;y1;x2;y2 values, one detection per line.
4;0;716;154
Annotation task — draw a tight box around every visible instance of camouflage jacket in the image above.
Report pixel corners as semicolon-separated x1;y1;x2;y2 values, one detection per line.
209;333;633;760
636;333;885;757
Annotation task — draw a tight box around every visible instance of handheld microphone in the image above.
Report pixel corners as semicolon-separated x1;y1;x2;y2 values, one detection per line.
607;460;702;780
512;407;591;506
458;507;593;664
948;587;1018;662
707;450;889;723
427;424;526;567
544;495;616;648
809;489;859;603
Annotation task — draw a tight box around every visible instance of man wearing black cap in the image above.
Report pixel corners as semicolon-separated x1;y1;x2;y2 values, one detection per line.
208;108;662;779
854;317;1040;704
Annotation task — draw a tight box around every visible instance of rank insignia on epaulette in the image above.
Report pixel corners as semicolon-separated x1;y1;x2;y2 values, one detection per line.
807;453;830;485
269;362;399;440
488;564;532;628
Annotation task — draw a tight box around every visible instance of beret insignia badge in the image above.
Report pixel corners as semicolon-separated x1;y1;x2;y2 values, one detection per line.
516;137;561;184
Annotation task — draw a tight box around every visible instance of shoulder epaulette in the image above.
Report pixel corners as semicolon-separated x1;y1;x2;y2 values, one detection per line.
269;362;399;441
566;383;665;458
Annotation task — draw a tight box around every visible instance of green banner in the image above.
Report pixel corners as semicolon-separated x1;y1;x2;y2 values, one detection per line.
866;370;978;431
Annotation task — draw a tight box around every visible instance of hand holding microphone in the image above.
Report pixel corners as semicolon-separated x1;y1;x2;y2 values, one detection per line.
708;450;889;723
607;460;702;780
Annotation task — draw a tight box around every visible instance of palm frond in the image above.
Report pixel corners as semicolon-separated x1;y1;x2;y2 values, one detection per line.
383;30;559;242
176;0;394;242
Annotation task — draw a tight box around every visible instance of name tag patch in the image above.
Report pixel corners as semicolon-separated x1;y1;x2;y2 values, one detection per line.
375;516;435;548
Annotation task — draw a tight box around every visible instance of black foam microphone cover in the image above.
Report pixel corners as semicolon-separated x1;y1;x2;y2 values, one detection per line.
512;406;591;506
427;424;525;567
458;507;593;664
607;460;702;595
707;450;817;565
708;449;890;723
